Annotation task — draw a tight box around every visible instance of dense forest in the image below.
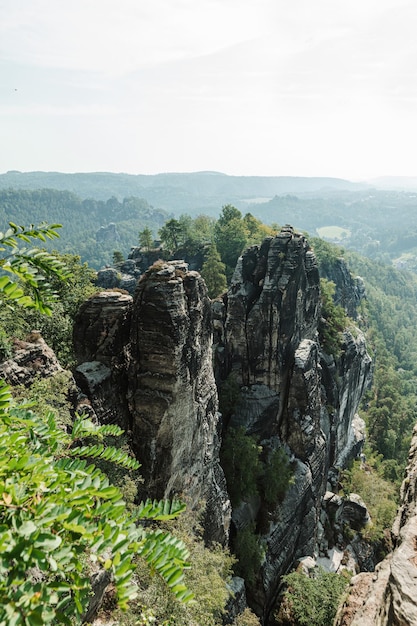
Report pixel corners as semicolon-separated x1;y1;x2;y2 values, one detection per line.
3;181;417;273
2;191;417;625
0;189;169;269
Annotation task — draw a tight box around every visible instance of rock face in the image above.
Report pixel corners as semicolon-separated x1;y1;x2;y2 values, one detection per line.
320;255;365;320
73;264;231;544
73;291;133;427
334;422;417;626
0;333;64;386
215;227;372;620
73;226;372;620
128;261;230;543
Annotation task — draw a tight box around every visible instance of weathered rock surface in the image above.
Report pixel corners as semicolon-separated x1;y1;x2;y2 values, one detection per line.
73;264;231;544
215;227;372;621
333;330;372;467
128;261;231;543
319;255;366;320
73;291;133;427
73;291;133;366
73;226;372;621
335;423;417;625
0;333;63;386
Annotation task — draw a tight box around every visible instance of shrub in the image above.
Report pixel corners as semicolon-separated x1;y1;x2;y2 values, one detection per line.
233;608;261;625
318;278;348;356
218;374;241;422
233;523;264;585
278;567;350;626
263;447;294;505
220;427;263;506
341;456;398;541
117;507;235;626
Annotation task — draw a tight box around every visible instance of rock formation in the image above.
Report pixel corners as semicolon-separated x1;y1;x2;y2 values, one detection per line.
73;291;133;428
128;261;230;543
215;226;372;621
334;422;417;626
0;333;64;386
72;226;372;622
73;264;231;545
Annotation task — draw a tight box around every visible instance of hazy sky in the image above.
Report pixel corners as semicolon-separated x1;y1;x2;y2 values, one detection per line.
1;0;416;179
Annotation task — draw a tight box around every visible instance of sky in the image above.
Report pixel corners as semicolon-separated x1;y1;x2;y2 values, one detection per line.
1;0;417;180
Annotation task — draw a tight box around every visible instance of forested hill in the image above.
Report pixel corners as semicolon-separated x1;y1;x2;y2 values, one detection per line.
0;170;366;212
0;188;169;269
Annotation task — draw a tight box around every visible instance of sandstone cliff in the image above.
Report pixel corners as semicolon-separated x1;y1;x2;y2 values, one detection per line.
334;422;417;626
73;226;372;622
215;227;371;620
127;261;230;543
73;263;231;545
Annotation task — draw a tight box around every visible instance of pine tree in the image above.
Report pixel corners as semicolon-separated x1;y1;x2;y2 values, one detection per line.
201;244;227;298
138;227;153;251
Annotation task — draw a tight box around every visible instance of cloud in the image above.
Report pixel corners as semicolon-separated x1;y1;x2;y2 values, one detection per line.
0;0;277;74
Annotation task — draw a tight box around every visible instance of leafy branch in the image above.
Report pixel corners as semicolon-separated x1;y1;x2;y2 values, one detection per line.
0;222;70;314
0;386;192;625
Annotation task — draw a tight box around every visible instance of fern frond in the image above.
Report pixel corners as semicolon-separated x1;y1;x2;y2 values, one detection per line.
0;222;63;249
71;416;124;440
0;379;12;410
69;444;140;470
0;274;36;309
16;248;71;280
138;529;194;602
136;498;187;521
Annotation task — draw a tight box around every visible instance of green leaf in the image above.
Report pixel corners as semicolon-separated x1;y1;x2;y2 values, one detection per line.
35;533;62;551
18;521;38;537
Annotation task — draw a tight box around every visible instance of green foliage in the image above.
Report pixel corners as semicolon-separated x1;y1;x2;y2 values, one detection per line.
263;448;294;505
243;213;275;246
218;374;241;422
341;456;398;541
0;222;70;315
233;523;264;585
11;371;75;429
220;427;263;507
159;219;187;253
0;384;192;625
201;244;227;298
0;252;96;366
213;205;275;280
318;278;348;356
232;608;261;626
138;227;154;251
214;205;248;279
113;250;125;264
279;567;350;626
0;327;12;361
221;431;293;511
345;250;417;469
311;237;344;274
118;508;235;626
0;189;168;270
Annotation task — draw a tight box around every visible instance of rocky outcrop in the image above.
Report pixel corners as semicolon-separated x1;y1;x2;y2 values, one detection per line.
215;227;371;621
95;222;119;242
320;256;365;320
127;261;230;543
0;333;64;386
73;226;371;621
73;264;231;544
335;423;417;626
73;291;133;427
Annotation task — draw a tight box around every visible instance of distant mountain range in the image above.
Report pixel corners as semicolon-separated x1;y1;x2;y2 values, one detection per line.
0;170;369;214
3;170;417;272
